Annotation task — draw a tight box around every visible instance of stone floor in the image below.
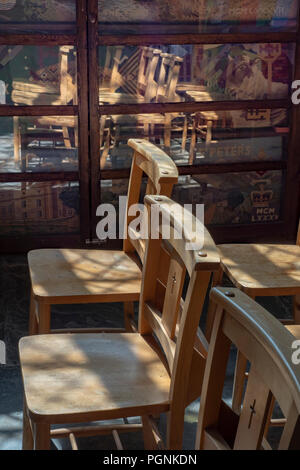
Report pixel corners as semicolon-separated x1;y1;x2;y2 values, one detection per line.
0;255;293;450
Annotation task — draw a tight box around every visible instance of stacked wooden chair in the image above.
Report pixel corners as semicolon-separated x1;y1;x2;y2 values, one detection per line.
99;46;161;104
99;47;189;169
27;139;178;335
207;220;300;414
99;46;162;168
196;287;300;450
19;195;220;450
12;46;77;171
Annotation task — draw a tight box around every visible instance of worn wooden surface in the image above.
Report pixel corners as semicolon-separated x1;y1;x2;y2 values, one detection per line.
218;243;300;296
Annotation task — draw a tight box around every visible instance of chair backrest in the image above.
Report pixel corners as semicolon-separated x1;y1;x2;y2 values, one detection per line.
123;139;178;262
139;195;220;448
196;287;300;450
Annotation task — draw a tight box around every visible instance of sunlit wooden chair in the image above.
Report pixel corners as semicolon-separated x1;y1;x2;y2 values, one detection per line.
206;220;300;414
196;287;300;450
19;194;220;450
27;139;178;335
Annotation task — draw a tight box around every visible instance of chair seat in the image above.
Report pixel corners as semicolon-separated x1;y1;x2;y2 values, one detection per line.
28;249;142;302
218;244;300;295
19;333;171;423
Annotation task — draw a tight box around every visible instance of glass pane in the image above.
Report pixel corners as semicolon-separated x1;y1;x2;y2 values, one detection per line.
99;109;288;169
0;116;78;173
0;1;76;33
99;44;295;105
99;0;299;34
172;171;283;225
0;46;77;106
0;181;79;237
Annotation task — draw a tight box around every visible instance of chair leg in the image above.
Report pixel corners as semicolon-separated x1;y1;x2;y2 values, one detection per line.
263;395;276;443
33;422;51;450
142;416;164;450
166;408;185;450
181;115;188;151
231;350;248;415
293;295;300;324
205;268;224;341
29;290;38;336
37;302;51;334
124;301;136;332
189;120;197;165
232;291;255;414
22;401;34;450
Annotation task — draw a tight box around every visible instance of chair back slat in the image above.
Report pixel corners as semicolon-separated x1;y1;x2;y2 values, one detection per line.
141;48;161;102
297;219;300;245
161;255;186;340
196;287;300;450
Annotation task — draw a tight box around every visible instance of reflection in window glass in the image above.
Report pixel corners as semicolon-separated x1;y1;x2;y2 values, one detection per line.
99;0;299;33
0;116;78;173
99;44;295;105
172;171;283;225
99;110;288;169
0;1;76;33
0;46;77;106
0;181;79;237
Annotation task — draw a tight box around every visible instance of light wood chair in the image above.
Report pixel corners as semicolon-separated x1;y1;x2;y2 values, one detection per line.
27;139;178;335
207;220;300;414
196;287;300;450
19;194;220;450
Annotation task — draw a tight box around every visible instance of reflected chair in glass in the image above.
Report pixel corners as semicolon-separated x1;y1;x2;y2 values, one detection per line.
105;51;185;169
19;194;220;450
12;46;77;171
196;287;300;450
99;46;161;104
206;219;300;415
99;47;162;169
27;139;178;335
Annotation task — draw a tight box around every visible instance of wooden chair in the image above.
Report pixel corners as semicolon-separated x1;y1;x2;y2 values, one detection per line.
19;194;220;450
27;139;178;335
196;287;300;450
207;220;300;414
